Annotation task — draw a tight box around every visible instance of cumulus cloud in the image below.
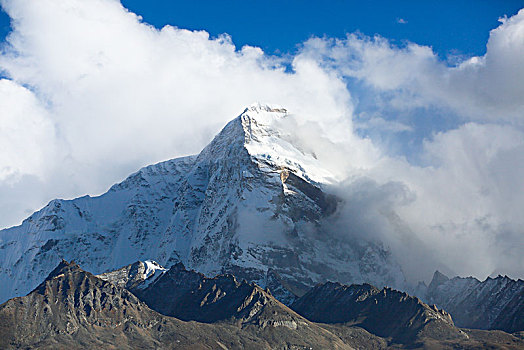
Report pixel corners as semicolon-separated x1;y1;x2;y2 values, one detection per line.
0;0;355;227
393;124;524;280
300;9;524;124
0;79;56;181
363;123;524;282
0;0;523;283
315;122;524;283
292;10;524;281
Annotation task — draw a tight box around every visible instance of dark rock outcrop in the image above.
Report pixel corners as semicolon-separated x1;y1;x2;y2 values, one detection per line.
425;271;524;332
132;262;311;329
0;261;350;349
0;260;241;349
2;260;523;349
291;281;464;345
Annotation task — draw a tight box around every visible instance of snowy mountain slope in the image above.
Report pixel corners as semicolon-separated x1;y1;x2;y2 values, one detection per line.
0;104;405;304
0;155;194;303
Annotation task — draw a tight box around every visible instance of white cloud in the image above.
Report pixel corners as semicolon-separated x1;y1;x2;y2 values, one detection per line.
0;0;523;283
0;79;56;182
391;123;524;280
300;9;524;124
355;115;413;133
0;0;357;227
295;11;524;281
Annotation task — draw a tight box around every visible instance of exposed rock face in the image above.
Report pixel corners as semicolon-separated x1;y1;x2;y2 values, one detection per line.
130;262;306;329
423;270;524;332
0;260;244;349
0;104;405;304
291;282;464;345
264;268;299;305
0;261;351;349
2;261;523;350
427;270;450;291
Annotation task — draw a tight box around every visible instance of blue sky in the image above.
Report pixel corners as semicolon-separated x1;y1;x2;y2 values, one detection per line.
1;1;522;59
0;0;524;279
122;0;522;59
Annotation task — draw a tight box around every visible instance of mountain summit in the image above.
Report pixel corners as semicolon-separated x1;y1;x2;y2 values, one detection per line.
0;104;405;304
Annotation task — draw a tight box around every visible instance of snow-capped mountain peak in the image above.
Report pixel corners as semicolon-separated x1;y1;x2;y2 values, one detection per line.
0;105;405;304
240;103;288;139
237;103;336;185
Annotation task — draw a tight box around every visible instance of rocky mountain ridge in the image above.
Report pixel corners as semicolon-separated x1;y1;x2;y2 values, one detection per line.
420;270;524;333
2;260;523;349
0;260;350;349
291;281;462;346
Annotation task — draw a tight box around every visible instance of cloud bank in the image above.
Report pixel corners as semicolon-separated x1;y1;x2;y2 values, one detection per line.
0;0;523;283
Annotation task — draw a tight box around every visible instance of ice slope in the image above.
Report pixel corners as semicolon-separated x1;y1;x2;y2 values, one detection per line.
0;104;405;303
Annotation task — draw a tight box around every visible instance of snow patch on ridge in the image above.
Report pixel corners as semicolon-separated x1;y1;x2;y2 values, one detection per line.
138;260;167;290
143;260;167;279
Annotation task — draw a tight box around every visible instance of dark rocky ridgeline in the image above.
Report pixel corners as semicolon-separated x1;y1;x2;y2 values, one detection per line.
2;260;523;349
127;262;524;349
290;281;524;349
291;282;463;346
0;260;249;349
130;262;299;324
129;262;351;347
424;270;524;332
0;260;350;349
